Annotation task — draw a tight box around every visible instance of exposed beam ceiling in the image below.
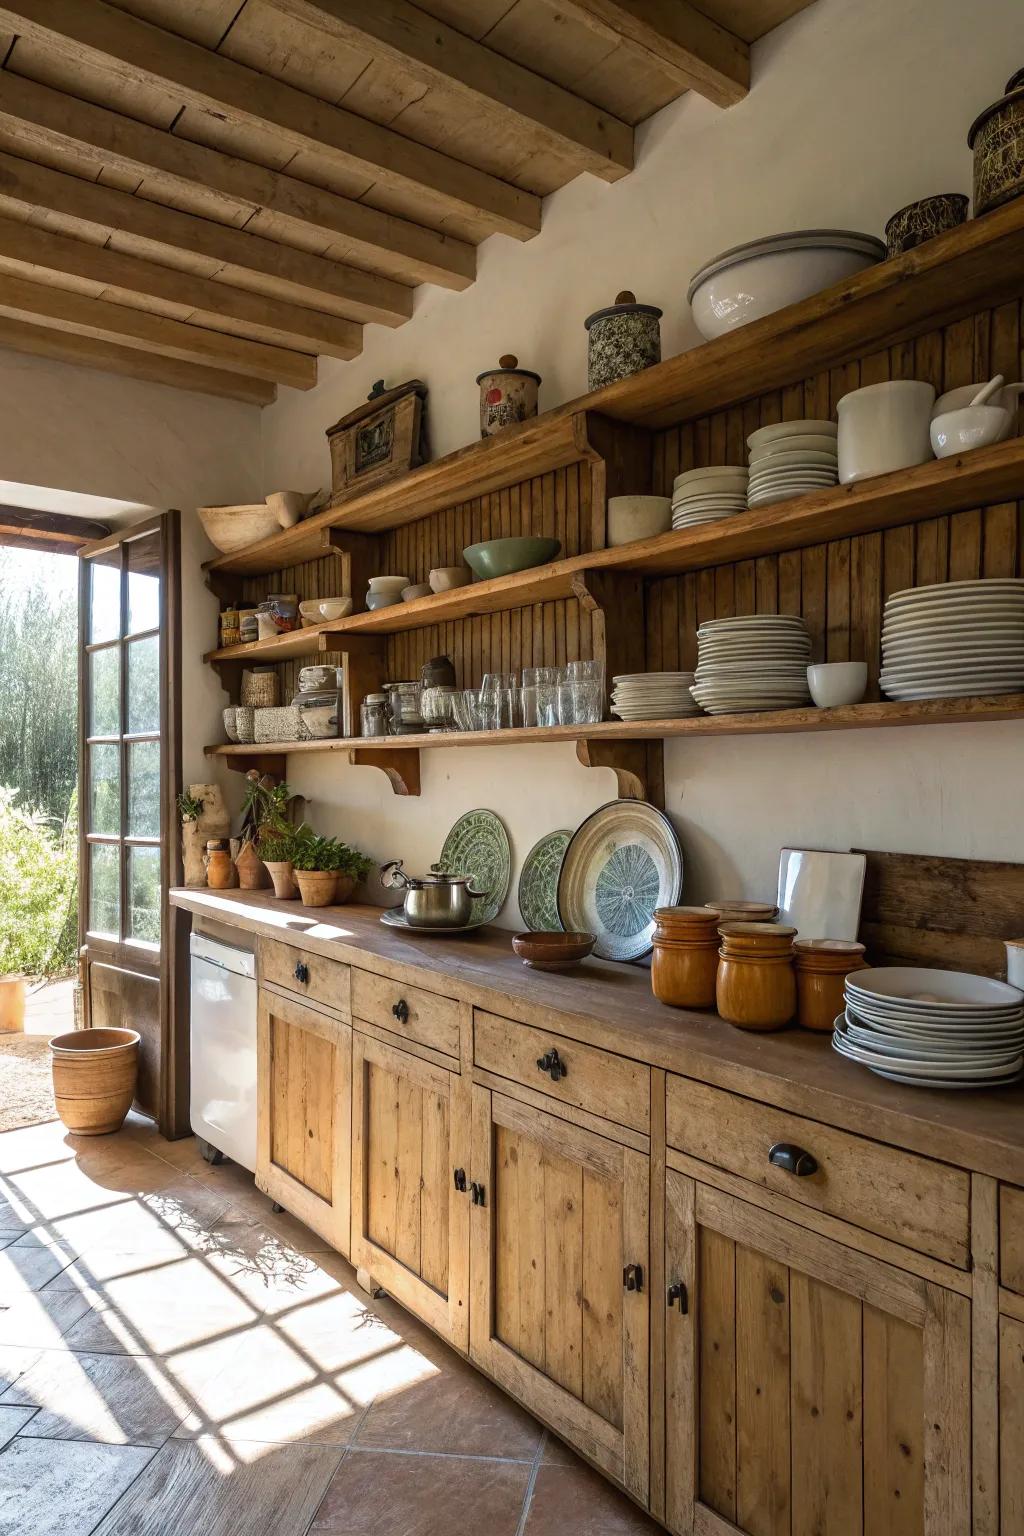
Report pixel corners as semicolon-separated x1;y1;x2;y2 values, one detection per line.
0;505;110;552
269;0;633;181
559;0;750;108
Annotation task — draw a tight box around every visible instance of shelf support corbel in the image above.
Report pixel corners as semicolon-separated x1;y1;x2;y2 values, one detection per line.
347;748;421;796
576;738;665;808
321;527;381;614
218;751;288;780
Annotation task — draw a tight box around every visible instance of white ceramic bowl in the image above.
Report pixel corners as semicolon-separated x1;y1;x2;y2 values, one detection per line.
429;566;472;593
317;596;353;621
688;231;885;341
401;583;432;601
933;383;1024;418
298;599;322;627
836;380;936;484
607;495;671;547
930;406;1012;458
806;661;868;708
368;574;410;597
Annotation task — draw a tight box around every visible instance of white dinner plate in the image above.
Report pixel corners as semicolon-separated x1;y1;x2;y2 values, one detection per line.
881;680;1024;699
886;578;1024;607
673;468;748;488
747;420;837;451
699;615;808;632
832;1034;1023;1078
747;448;838;468
882;637;1024;658
843;1020;1024;1053
845;999;1024;1027
882;605;1024;633
846;967;1023;1009
836;1032;1022;1068
750;433;839;458
748;487;829;507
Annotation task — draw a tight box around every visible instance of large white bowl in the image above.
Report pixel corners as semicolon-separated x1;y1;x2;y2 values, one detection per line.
688;230;885;341
607;495;671;547
930;406;1012;458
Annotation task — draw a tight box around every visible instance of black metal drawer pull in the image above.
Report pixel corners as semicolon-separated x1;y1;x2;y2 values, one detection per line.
536;1048;567;1082
667;1281;688;1313
453;1168;467;1193
623;1263;644;1293
768;1142;818;1177
293;961;309;985
392;999;410;1024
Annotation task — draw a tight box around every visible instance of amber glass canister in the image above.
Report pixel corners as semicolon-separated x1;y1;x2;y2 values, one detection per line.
716;922;797;1031
793;939;867;1032
651;907;722;1008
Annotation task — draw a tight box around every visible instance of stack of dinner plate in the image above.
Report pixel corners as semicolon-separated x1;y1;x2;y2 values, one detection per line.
747;419;838;508
671;466;748;530
879;578;1024;700
611;672;702;720
690;615;812;713
834;967;1024;1089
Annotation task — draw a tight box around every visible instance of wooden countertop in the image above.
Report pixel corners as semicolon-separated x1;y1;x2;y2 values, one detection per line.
171;887;1024;1183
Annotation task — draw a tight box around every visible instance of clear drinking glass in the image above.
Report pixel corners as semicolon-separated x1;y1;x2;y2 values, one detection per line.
480;672;517;694
520;685;539;728
570;679;603;724
556;682;577;725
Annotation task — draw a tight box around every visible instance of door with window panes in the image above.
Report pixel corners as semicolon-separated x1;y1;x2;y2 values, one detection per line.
78;513;184;1131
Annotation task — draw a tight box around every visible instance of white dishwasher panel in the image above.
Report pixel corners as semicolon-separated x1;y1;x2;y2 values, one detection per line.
190;933;257;1171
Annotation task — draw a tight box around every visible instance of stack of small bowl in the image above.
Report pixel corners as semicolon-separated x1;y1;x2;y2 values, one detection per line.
747;420;839;508
671;466;749;530
691;615;813;713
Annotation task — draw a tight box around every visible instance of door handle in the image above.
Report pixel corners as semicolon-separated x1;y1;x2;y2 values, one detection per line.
623;1263;644;1293
667;1281;688;1313
768;1142;818;1177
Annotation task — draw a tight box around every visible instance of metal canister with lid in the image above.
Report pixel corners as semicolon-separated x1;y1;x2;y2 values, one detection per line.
360;692;390;738
584;291;663;390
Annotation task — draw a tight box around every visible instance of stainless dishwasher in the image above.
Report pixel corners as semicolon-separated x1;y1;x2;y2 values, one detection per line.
189;932;257;1171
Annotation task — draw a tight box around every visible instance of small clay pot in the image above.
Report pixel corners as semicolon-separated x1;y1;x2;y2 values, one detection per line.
235;841;267;890
264;860;297;900
295;870;338;908
793;939;867;1032
717;923;797;1031
205;841;234;891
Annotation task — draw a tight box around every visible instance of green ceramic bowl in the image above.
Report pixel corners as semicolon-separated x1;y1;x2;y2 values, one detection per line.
462;536;562;580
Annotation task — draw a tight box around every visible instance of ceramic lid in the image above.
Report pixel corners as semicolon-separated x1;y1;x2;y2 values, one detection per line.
476;353;541;384
585;290;663;329
687;230;886;300
720;921;798;937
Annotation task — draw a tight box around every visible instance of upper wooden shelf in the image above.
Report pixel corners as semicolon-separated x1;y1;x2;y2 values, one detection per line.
202;198;1024;580
204;437;1024;656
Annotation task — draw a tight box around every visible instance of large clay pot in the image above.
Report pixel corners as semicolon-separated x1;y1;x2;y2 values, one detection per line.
50;1027;140;1135
0;975;25;1034
295;870;337;907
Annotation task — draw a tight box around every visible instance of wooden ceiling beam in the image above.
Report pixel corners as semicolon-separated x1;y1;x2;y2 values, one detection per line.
0;0;541;241
0;315;275;404
0;151;411;326
0;216;362;360
0;506;110;551
558;0;749;108
269;0;633;182
0;270;317;388
0;72;475;290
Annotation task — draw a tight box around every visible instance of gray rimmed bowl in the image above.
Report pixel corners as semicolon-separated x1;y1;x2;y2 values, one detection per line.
462;537;562;581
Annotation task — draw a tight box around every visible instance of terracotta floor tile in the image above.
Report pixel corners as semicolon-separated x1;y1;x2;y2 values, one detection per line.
356;1353;542;1460
310;1448;531;1535
89;1435;344;1536
540;1431;581;1466
2;1347;192;1445
0;1436;155;1536
523;1462;662;1534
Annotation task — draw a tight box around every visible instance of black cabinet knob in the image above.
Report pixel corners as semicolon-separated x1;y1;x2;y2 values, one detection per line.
294;961;309;985
768;1142;818;1177
392;999;410;1024
623;1263;644;1294
536;1048;567;1082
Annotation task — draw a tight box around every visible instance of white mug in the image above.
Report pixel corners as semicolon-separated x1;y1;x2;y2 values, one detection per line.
1006;939;1024;991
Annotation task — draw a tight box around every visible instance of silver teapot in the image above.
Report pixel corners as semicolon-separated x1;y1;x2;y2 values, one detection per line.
380;859;487;929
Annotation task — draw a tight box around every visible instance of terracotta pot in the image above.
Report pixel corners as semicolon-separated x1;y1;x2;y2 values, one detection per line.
264;860;297;900
205;842;234;890
0;975;25;1034
651;908;721;1008
295;870;338;907
717;923;797;1031
793;939;867;1032
235;841;268;890
334;873;356;904
50;1027;140;1135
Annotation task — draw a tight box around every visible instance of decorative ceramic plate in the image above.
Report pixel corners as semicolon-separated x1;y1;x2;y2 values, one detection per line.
380;909;482;935
439;808;511;926
518;830;570;933
557;800;683;962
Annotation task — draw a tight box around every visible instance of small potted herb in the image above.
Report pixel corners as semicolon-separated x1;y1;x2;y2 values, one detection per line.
258;825;299;901
291;833;371;907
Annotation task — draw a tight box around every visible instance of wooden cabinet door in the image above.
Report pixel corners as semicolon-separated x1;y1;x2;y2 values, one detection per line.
351;1031;470;1350
1001;1315;1024;1535
256;990;351;1254
664;1172;971;1536
469;1085;650;1503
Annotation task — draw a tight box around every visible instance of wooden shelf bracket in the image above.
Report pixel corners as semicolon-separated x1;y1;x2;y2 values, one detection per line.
347;747;421;796
576;737;665;808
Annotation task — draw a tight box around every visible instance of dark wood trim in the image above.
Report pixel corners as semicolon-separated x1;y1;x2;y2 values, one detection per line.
0;504;110;550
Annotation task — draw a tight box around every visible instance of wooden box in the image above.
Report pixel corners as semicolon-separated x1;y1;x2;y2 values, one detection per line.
327;379;428;503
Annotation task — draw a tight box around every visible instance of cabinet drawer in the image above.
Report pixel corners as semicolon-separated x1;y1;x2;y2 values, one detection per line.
260;939;350;1018
351;968;460;1059
666;1075;969;1268
1000;1184;1024;1294
474;1010;650;1133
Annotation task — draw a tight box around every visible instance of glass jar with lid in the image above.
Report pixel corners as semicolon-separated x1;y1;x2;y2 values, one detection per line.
360;692;390;738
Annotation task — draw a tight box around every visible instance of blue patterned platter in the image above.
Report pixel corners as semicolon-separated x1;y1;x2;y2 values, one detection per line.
557;801;683;962
518;830;570;933
439;809;511;926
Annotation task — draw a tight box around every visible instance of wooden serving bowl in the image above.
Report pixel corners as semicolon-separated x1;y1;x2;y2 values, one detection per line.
512;932;596;972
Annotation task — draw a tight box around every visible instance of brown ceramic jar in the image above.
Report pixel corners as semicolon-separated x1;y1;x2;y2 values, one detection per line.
651;907;722;1009
716;922;797;1032
205;841;234;891
793;939;867;1033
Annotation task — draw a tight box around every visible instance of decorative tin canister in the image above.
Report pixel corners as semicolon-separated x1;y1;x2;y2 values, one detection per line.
584;290;662;391
969;68;1024;215
884;193;969;257
476;355;541;437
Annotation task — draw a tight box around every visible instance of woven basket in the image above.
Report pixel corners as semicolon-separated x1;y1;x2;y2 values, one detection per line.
241;670;280;707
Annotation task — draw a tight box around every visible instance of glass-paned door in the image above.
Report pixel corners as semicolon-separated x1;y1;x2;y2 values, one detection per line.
78;512;183;1131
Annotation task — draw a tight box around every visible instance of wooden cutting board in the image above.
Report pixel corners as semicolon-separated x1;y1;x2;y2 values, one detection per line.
854;848;1024;978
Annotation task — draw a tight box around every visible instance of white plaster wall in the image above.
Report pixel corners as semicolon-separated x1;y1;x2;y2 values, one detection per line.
252;0;1024;924
0;348;263;783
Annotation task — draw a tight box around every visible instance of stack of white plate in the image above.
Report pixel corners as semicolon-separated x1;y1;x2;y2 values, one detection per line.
747;419;838;508
690;615;812;713
611;672;701;720
834;967;1024;1089
879;578;1024;700
671;466;748;530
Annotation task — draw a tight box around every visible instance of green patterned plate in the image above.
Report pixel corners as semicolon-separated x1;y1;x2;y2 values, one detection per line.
439;809;511;926
557;800;683;962
518;830;570;932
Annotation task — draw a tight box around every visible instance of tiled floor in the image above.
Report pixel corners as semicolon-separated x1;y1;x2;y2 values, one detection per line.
0;1112;660;1535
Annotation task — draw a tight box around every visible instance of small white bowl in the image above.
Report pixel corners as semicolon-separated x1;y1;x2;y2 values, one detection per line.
607;495;671;547
807;661;868;708
317;596;353;621
298;599;322;628
402;583;432;601
429;566;472;593
368;574;410;597
930;406;1012;458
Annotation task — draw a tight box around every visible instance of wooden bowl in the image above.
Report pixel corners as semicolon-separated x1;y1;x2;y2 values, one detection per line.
512;931;596;972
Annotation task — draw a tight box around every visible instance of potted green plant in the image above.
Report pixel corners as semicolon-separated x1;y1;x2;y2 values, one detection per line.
291;833;371;907
238;776;296;892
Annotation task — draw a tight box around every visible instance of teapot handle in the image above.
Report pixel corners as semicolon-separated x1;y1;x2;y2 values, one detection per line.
380;859;411;890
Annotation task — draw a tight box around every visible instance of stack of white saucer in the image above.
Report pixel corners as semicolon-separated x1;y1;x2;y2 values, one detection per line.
671;466;748;529
690;615;812;714
879;578;1024;699
747;420;839;508
611;672;702;720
